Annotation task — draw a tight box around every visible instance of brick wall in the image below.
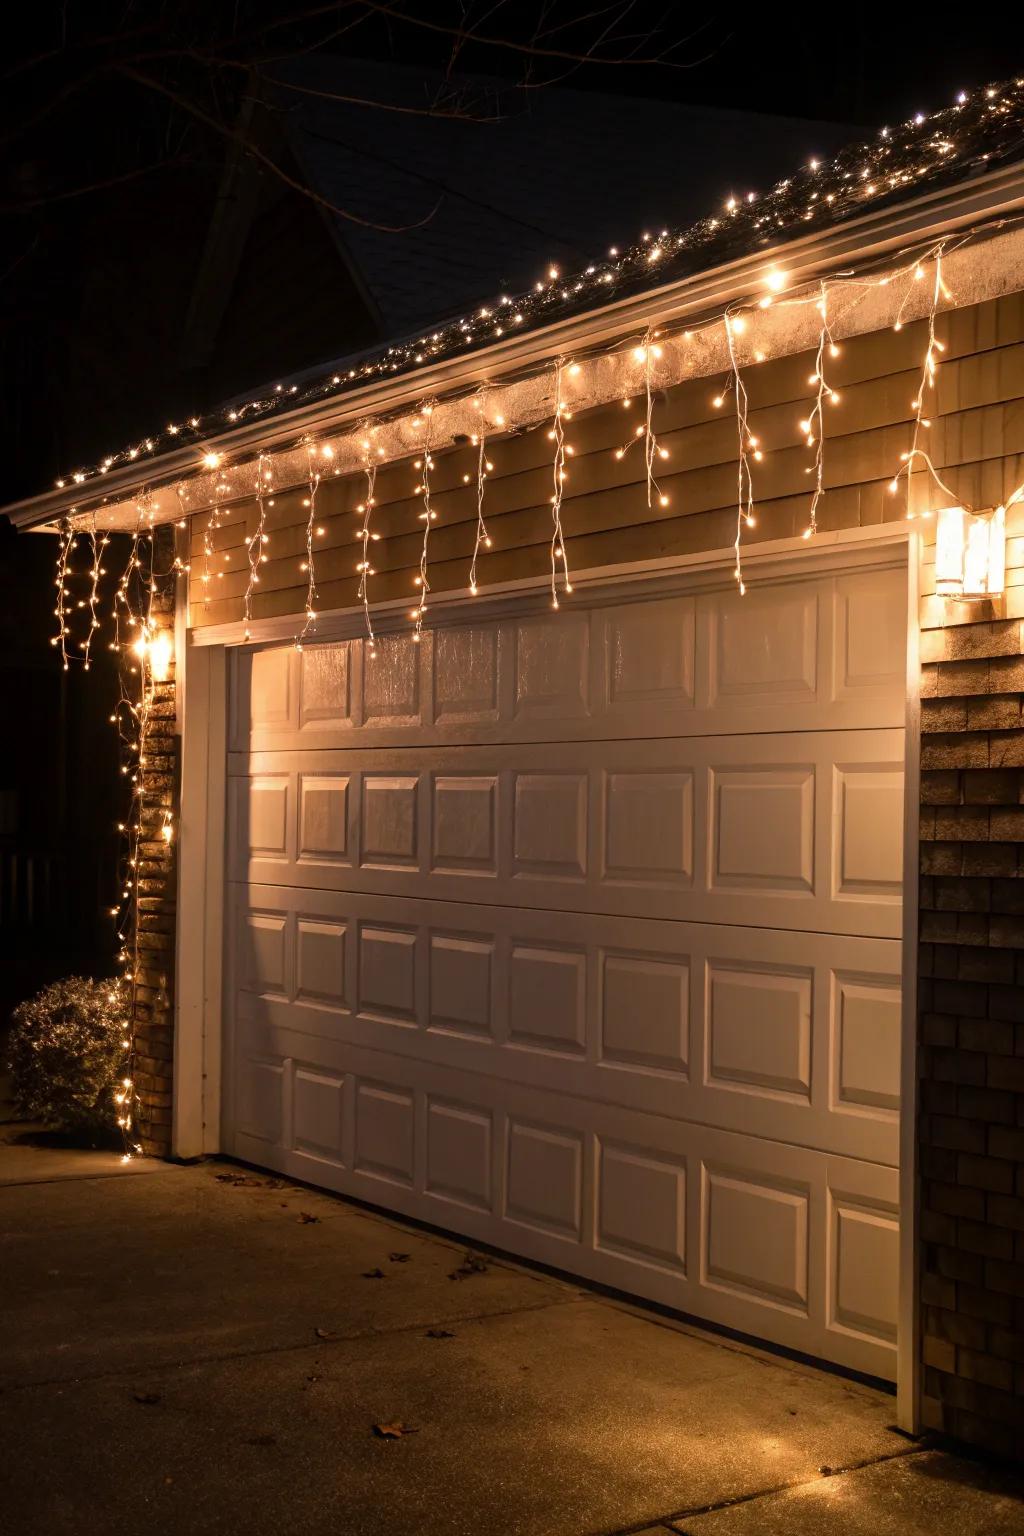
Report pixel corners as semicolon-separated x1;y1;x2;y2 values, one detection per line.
919;610;1024;1459
130;551;178;1158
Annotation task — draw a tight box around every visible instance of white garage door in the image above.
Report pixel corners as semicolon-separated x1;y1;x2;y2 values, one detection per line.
224;554;907;1379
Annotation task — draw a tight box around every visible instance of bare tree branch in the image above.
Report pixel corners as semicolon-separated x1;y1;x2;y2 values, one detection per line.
116;63;444;232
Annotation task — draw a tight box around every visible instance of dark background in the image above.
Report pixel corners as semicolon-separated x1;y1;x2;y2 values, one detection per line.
3;2;1024;1012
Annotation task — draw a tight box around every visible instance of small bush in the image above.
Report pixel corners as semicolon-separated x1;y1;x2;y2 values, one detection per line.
6;976;129;1139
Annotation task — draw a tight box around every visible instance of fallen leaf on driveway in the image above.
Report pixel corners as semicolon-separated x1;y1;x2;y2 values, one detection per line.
388;1251;410;1263
448;1251;488;1281
425;1327;455;1339
362;1267;386;1279
372;1422;419;1439
132;1391;161;1405
298;1211;321;1224
315;1326;340;1341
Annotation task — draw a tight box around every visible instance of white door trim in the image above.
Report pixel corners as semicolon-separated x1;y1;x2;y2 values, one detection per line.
174;525;919;1420
188;523;909;650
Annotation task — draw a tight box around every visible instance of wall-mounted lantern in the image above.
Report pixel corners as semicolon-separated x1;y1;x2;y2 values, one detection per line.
934;505;1006;599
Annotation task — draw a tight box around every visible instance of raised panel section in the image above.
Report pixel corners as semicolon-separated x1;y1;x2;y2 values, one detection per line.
246;777;289;858
601;953;688;1073
509;946;585;1054
712;767;814;893
834;976;901;1113
604;597;694;709
362;632;420;727
513;773;586;878
835;768;904;896
432;776;497;873
299;642;351;728
707;966;811;1100
296;919;346;1007
429;934;493;1036
834;569;906;701
361;775;418;869
354;1081;414;1185
250;647;292;728
298;775;349;862
293;1068;345;1164
709;586;817;705
506;1120;582;1238
432;625;499;723
703;1167;809;1311
239;912;288;996
358;925;417;1024
598;1141;686;1271
237;1056;283;1145
426;1098;492;1211
831;1195;899;1344
513;614;588;719
604;771;692;884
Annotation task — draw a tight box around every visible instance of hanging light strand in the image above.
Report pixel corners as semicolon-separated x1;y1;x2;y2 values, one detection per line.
357;454;379;654
469;428;493;595
801;281;842;539
413;405;436;641
243;452;270;641
888;244;959;513
296;444;321;648
548;361;573;610
724;312;757;595
52;518;75;669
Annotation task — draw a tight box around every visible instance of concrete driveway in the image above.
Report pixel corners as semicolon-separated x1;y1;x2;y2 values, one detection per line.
0;1138;1020;1536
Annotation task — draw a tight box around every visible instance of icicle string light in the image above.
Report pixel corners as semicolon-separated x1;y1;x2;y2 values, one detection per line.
547;362;573;610
243;452;271;641
723;311;757;595
469;425;493;596
296;444;321;648
357;453;379;653
887;244;963;514
52;519;75;669
412;405;437;641
47;79;1024;495
801;281;841;539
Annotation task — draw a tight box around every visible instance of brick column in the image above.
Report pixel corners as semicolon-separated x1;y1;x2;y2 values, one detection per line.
918;614;1024;1458
130;533;179;1157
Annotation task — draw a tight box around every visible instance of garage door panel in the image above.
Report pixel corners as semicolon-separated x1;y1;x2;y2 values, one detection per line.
229;731;903;937
226;558;906;1379
225;1021;897;1378
229;884;900;1167
230;567;905;753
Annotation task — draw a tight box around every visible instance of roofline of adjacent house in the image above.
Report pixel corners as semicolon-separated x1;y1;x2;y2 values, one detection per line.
9;157;1024;532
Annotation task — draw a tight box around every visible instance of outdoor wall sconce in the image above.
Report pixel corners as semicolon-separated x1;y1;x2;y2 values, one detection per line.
934;505;1006;598
132;628;174;682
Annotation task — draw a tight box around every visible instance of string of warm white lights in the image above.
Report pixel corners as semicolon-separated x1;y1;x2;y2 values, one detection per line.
243;451;271;642
722;311;759;595
47;79;1024;496
412;406;437;641
801;280;841;539
468;430;493;596
296;445;321;648
52;519;75;669
356;453;379;654
547;362;573;610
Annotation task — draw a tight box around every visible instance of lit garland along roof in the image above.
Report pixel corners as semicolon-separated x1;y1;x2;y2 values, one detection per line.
54;75;1024;496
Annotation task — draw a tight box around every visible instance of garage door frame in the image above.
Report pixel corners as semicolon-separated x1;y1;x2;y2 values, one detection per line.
174;522;921;1427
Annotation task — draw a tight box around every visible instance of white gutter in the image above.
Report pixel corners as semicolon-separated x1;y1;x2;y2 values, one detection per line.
9;159;1024;532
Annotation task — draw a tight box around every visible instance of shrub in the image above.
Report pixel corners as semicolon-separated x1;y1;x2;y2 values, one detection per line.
6;976;129;1139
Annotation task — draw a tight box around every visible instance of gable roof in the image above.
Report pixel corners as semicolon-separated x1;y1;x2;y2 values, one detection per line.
276;57;852;338
8;72;1024;526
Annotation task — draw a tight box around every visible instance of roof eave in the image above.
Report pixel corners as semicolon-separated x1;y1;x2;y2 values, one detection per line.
10;157;1024;532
